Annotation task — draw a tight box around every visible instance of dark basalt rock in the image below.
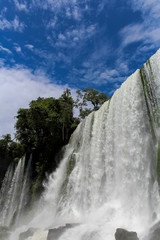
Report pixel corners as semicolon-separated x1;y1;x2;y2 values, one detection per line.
47;223;79;240
115;228;139;240
47;226;66;240
19;228;37;240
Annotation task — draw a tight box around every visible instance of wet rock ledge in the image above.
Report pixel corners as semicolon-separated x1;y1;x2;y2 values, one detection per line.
115;228;139;240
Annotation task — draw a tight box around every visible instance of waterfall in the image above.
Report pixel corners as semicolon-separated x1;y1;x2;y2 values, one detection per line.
8;49;160;239
15;155;32;225
0;156;32;227
0;163;14;214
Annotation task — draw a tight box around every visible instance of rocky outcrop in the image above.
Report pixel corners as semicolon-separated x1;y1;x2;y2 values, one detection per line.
115;228;139;240
47;223;79;240
19;228;37;240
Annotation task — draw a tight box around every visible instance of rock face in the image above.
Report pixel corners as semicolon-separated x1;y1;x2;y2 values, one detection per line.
47;223;79;240
146;221;160;240
47;226;66;240
19;228;37;240
115;228;139;240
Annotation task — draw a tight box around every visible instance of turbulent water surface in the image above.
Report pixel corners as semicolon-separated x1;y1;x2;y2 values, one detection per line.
3;50;160;240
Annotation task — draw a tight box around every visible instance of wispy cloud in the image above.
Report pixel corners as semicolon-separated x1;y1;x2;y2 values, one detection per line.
120;23;160;49
25;44;34;50
120;24;144;47
13;43;22;53
0;18;12;30
71;57;127;88
55;24;97;49
0;16;25;32
33;0;84;20
120;0;160;50
13;0;28;12
14;46;22;53
43;23;98;67
12;16;25;32
46;17;57;29
0;45;12;54
130;0;160;19
69;40;127;87
81;64;126;86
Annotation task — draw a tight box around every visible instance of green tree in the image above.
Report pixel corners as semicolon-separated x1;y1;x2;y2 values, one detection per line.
15;91;78;196
0;134;12;160
0;134;25;186
59;88;74;142
0;134;24;161
75;88;108;118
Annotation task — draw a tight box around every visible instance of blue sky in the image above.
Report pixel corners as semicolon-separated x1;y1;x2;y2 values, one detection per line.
0;0;160;136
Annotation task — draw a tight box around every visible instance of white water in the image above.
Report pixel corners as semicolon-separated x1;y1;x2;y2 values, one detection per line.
0;163;14;213
0;156;32;227
15;155;32;225
8;50;160;239
0;158;25;226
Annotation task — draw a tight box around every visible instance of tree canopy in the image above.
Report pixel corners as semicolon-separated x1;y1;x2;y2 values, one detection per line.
14;89;79;196
75;88;108;118
0;134;24;162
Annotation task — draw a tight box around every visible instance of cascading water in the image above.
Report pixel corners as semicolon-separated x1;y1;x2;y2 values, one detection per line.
0;158;25;227
0;163;14;215
15;155;32;225
0;156;32;227
7;49;160;239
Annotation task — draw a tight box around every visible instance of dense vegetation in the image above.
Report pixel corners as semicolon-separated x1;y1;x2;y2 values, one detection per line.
0;88;108;198
0;134;25;185
75;88;108;118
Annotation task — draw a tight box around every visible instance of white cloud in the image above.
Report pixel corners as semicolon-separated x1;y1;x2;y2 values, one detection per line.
56;24;97;49
58;33;66;41
13;16;25;32
78;61;125;86
25;44;34;50
120;22;160;50
0;18;11;30
13;0;28;12
32;0;86;20
0;16;25;32
71;42;122;86
0;45;12;54
67;24;97;40
120;24;144;47
100;69;119;80
14;45;22;53
47;17;57;29
0;66;76;137
130;0;160;19
121;0;160;49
